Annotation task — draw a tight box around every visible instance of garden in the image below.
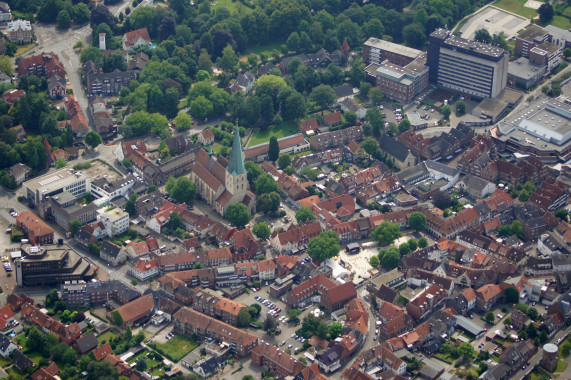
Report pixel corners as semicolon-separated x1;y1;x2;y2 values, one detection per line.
148;334;199;362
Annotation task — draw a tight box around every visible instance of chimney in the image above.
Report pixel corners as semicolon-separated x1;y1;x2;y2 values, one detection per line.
99;33;106;51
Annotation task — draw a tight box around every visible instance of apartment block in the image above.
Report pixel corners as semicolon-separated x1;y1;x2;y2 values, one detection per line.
427;29;508;98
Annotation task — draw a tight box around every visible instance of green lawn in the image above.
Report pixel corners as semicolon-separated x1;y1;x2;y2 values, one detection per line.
150;335;198;362
212;0;252;14
0;357;11;368
127;350;149;364
97;331;119;345
7;367;26;380
248;122;298;147
212;143;225;154
551;15;571;30
555;360;569;373
146;358;161;368
14;334;27;347
249;41;283;56
494;0;538;19
26;351;44;366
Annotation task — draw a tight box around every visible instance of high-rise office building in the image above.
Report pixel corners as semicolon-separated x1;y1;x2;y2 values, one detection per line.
427;29;508;99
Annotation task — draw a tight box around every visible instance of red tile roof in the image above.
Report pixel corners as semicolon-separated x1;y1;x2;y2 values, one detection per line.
123;28;151;47
93;342;113;361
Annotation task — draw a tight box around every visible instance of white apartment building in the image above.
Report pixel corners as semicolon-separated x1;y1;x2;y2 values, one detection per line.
97;208;129;237
23;168;90;207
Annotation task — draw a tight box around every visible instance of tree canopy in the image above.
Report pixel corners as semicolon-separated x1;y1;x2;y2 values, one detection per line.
226;203;251;228
371;221;401;246
307;231;340;262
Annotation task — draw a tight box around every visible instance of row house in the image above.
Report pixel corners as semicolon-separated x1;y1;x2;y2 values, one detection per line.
456;135;497;176
115;139;151;175
21;303;81;345
173;307;258;356
530;177;568;212
397;124;473;161
270;221;322;254
60;280;141;307
291;148;344;174
262;161;311;201
229;228;265;262
309;126;363;151
342;342;407;378
107;293;154;329
378;302;414;338
236;259;277;282
85;68;136;96
156;248;232;273
405;284;447;321
18;52;65;78
252;341;307;379
355;176;400;205
90;98;115;138
192;288;247;326
457;230;526;265
339;166;383;194
475;284;503;311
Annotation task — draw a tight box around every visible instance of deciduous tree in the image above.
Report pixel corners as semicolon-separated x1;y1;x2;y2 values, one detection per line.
226;203;251;228
307;231;340;262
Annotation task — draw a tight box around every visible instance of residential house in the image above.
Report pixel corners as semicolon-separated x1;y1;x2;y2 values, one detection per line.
378;135;416;170
193;356;224;378
339;98;366;119
235;71;256;93
129;258;159;281
458;175;497;200
107;293;154;328
75;331;98;355
198;129;215;145
11;350;32;373
3;89;25;105
173;307;258;356
299;118;319;136
252;341;306;378
405;284;447;321
8;163;31;185
321;112;342;130
16;210;54;245
122;28;151;51
243;134;310;162
7;19;31;44
0;334;16;358
270;222;322;254
0;2;11;22
475;284;502;311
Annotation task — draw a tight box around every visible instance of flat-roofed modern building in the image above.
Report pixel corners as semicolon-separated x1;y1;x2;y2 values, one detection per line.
363;37;423;66
23;168;90;207
427;29;508;99
15;243;97;287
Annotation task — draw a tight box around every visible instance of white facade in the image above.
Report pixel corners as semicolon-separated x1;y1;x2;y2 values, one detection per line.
145;216;163;234
0;338;17;358
130;262;159;281
97;208;129;237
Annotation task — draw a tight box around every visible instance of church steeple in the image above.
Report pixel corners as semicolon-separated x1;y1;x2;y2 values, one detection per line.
227;124;247;176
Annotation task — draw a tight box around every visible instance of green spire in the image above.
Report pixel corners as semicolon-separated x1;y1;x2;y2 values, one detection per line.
227;123;247;176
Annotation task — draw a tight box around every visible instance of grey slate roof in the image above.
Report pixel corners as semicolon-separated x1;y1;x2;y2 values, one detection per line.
425;160;459;177
333;84;354;99
100;241;123;259
378;135;411;163
76;331;98;354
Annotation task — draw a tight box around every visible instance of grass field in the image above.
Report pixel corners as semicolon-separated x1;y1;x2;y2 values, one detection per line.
212;0;252;14
551;15;571;30
494;0;538;19
15;43;35;57
248;41;283;56
150;335;198;362
7;367;26;380
0;357;11;368
248;121;298;147
26;351;44;366
555;359;568;373
97;331;119;345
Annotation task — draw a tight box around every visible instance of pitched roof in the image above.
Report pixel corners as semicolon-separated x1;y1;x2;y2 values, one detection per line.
75;331;98;354
113;293;154;323
323;112;342;125
378;136;411;163
227;125;247;176
123;28;150;47
93;342;113;360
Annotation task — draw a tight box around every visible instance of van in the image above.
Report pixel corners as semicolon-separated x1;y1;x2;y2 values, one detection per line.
20;239;29;244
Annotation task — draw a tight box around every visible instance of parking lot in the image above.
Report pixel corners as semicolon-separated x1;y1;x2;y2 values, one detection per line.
236;283;317;357
459;5;529;40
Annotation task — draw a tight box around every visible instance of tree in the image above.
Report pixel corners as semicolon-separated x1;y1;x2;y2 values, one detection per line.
408;212;427;232
112;310;123;326
255;173;279;195
328;322;343;339
226;203;250;228
555;209;569;222
248;304;261;318
403;23;426;49
562;342;571;358
0;56;13;76
399;243;411;256
287;32;300;52
26;326;45;352
268;136;279;162
296;206;315;223
253;222;271;240
526;322;537;338
371;221;401;246
72;3;91;24
218;44;238;72
86;360;119;380
55;157;67;169
85;131;103;149
256;192;280;214
57;10;71;29
62;348;78;366
344;111;357;127
288;308;302;323
456;100;466;116
484;312;494;324
70;219;82;237
418;237;428;248
518;189;530;202
310;85;336;115
474;29;492;43
190;96;213;121
307;231;340;262
278;154;291;170
174;112;192;131
52;342;69;362
538;3;554;24
378;247;400;269
440;105;451;119
237;307;252;327
458;342;475;360
369;87;384;105
504;287;519;304
135;357;147;371
362;137;379;158
527;307;539;321
564;48;571;59
263;314;277;332
370;255;380;268
165;176;196;204
433;191;452;210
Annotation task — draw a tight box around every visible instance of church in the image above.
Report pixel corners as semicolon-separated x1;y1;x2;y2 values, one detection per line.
191;126;256;215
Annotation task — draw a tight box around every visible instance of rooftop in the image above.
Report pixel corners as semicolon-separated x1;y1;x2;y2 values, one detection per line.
23;168;89;193
364;37;423;59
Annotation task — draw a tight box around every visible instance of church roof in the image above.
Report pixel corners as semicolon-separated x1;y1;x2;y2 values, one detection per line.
227;125;247;176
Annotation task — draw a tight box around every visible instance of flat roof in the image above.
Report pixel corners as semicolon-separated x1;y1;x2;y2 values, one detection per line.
517;24;547;41
455;315;485;336
406;112;426;126
364;37;423;59
508;58;545;80
24;168;89;193
443;34;505;58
